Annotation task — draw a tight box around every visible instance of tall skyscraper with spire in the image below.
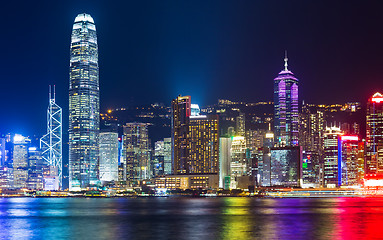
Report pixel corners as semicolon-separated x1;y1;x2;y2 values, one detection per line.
274;52;299;146
40;86;62;189
69;13;100;190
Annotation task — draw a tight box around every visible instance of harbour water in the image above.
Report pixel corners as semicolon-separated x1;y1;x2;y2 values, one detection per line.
0;197;381;239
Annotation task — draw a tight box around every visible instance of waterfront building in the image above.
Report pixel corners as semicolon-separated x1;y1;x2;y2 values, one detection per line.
117;137;126;183
163;138;172;175
13;134;30;189
171;95;191;174
189;115;219;174
274;52;299;146
40;86;62;189
299;103;324;186
99;132;119;182
123;123;151;186
0;137;5;167
340;135;360;186
230;136;248;189
153;140;165;176
27;147;45;190
0;167;13;189
219;137;232;189
323;126;343;187
357;141;365;184
154;174;219;190
366;92;383;174
299;102;324;155
69;13;100;190
261;131;274;186
152;138;172;177
0;135;14;189
171;95;219;175
270;146;302;187
301;151;320;187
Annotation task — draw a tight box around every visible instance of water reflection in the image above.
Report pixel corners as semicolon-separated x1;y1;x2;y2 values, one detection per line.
0;197;382;239
220;198;252;239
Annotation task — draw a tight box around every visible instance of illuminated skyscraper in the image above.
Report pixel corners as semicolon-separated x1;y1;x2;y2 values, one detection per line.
40;86;62;189
163;138;172;175
340;135;360;186
219;137;232;189
123;123;150;186
69;13;100;190
171;96;191;174
274;52;299;146
189;115;219;174
0;137;5;167
323;126;342;187
153;140;165;176
99;132;119;182
13;134;30;189
299;103;324;185
27;147;45;190
230;136;247;188
366;92;383;174
172;96;219;175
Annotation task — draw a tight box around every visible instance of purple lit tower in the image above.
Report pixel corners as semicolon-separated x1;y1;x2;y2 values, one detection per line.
274;52;299;146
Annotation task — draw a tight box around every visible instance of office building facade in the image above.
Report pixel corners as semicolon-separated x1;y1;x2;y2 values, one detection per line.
99;132;119;182
366;92;383;174
69;13;100;190
323;126;343;187
274;53;299;146
123;123;151;186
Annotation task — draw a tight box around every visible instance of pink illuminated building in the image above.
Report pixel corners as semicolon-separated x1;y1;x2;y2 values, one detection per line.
366;92;383;174
274;52;299;146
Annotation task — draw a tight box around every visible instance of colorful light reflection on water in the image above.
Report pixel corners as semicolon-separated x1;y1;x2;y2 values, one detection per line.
0;197;382;239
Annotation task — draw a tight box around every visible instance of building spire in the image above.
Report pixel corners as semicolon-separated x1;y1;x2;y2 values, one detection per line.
53;85;56;101
284;50;288;71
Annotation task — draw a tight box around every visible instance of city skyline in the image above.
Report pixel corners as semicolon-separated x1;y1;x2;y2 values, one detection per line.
2;3;383;239
1;1;383;136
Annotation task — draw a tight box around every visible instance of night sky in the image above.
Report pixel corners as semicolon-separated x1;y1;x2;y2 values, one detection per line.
1;0;383;136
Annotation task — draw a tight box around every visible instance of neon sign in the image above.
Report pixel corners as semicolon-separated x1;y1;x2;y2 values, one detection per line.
340;136;359;141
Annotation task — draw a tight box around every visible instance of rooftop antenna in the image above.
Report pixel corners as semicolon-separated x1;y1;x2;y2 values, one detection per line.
284;50;288;71
53;85;56;101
